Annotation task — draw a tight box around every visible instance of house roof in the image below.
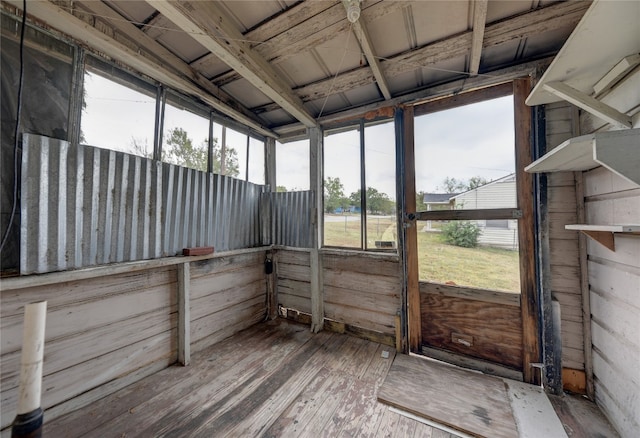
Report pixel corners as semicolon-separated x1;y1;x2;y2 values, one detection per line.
423;193;457;203
3;0;591;138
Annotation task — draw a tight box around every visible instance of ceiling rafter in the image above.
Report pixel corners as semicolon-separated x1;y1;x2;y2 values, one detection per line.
469;0;488;76
4;0;276;137
146;0;317;128
75;0;269;134
343;0;392;100
291;0;590;104
213;0;401;87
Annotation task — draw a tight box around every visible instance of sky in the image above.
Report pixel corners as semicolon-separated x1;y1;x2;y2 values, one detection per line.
82;72;515;197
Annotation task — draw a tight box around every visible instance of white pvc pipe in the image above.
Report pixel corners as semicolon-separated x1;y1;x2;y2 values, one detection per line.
16;301;47;415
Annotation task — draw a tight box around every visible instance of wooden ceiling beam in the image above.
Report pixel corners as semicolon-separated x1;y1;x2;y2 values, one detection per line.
4;0;276;137
292;0;590;103
469;0;488;76
147;0;317;128
75;0;270;135
213;0;399;87
343;0;392;100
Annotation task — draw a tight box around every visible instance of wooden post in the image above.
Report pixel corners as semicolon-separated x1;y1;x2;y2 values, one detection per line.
396;106;420;353
309;126;324;333
514;78;542;385
12;301;47;438
177;262;190;366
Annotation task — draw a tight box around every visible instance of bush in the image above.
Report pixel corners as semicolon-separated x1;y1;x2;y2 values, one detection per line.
441;221;481;248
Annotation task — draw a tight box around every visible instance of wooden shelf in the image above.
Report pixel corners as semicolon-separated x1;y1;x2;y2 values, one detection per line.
526;1;640;106
525;128;640;186
565;224;640;251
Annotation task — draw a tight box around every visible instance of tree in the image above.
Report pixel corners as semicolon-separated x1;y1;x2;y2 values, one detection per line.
324;176;347;213
437;175;489;193
276;186;288;192
349;188;395;215
467;176;489;190
135;127;240;176
416;190;428;212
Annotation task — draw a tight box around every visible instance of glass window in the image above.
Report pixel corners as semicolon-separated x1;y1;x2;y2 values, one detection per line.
247;137;265;185
275;139;310;191
162;96;210;171
81;70;156;157
224;127;246;179
414;95;520;293
323;126;362;248
365;121;397;249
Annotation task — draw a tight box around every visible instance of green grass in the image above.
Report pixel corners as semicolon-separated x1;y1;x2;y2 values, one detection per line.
418;231;520;293
324;216;521;293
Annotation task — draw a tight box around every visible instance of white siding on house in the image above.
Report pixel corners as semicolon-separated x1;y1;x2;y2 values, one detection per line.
453;176;516;209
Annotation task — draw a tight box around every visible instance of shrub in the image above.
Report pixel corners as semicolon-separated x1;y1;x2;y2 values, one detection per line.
441;221;481;248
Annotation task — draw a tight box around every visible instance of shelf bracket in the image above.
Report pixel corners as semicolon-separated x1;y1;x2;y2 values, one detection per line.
543;81;633;129
579;230;615;252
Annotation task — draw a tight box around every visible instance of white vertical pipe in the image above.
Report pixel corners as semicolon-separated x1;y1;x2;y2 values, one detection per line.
16;301;47;415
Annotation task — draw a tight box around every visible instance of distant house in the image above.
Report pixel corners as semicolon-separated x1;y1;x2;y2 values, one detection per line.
422;193;458;231
451;174;518;250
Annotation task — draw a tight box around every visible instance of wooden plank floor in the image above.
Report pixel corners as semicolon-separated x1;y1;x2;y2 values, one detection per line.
43;319;455;437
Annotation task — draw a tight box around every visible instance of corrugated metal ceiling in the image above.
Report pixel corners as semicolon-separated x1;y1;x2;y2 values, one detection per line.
10;0;591;136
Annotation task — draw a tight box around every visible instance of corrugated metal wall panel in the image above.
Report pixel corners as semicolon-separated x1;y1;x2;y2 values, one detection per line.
20;134;265;274
265;190;313;248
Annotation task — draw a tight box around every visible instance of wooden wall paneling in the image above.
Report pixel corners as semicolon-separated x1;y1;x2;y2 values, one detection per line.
419;282;520;307
178;262;191;366
189;265;265;301
322;285;399;316
321;252;400;278
1;329;176;430
190;296;266;347
0;266;177;319
322;269;400;298
420;291;523;370
575;170;594;397
276;249;311;266
277;262;311;282
323;302;396;335
514;78;541;385
278;294;313;314
1;282;177;355
190;279;265;322
0;308;176;398
188;251;265;279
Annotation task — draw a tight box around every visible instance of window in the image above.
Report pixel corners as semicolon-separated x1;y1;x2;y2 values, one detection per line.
323;120;397;250
247;136;265;185
163;93;210;171
414;95;520;292
81;63;156;156
276;139;310;191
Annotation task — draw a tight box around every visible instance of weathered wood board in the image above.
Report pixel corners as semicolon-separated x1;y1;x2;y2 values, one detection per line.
378;354;519;438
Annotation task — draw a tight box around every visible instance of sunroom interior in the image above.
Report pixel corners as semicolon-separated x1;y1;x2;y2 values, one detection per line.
1;1;638;437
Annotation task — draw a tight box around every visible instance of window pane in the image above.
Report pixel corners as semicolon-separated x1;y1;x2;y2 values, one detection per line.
81;71;155;156
248;137;265;185
365;121;397;250
414;96;520;293
163;99;209;171
225;127;246;179
276;139;309;191
323;127;361;248
417;219;520;292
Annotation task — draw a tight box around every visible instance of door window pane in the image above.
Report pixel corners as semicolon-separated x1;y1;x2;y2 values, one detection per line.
276;139;310;191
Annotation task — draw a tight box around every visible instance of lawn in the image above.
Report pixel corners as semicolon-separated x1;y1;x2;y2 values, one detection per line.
324;216;521;293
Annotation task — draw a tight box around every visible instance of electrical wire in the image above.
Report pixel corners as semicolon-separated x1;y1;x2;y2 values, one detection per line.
317;23;353;119
0;0;27;255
